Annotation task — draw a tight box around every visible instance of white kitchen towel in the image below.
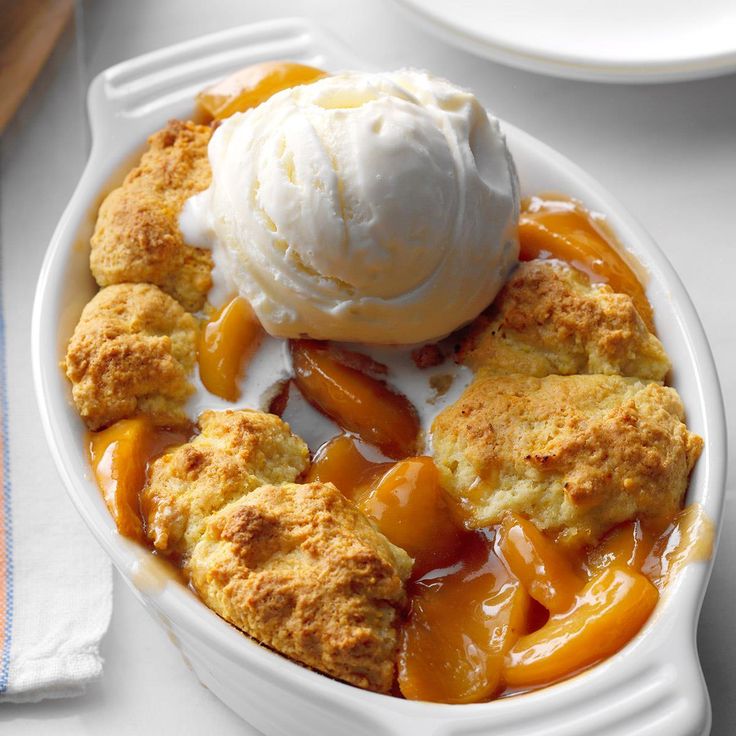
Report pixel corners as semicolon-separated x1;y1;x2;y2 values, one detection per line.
0;23;113;701
0;245;113;704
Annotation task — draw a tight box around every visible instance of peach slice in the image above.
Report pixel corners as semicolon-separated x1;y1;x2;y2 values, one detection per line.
309;442;465;577
290;340;419;459
398;534;531;703
305;434;391;501
89;418;191;541
504;565;658;688
642;504;715;590
587;520;654;574
495;513;584;614
519;196;654;331
198;296;263;401
359;457;465;577
196;61;327;120
89;417;153;541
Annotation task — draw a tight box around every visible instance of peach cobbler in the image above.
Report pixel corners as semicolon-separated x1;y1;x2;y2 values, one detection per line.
64;61;707;703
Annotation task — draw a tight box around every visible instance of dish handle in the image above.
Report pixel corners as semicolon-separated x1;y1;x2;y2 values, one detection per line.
85;16;351;137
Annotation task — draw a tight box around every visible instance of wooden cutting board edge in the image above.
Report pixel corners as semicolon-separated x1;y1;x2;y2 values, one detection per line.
0;0;76;134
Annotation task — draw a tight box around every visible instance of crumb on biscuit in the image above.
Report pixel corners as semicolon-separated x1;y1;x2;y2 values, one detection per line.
90;120;214;311
64;282;197;430
188;481;412;693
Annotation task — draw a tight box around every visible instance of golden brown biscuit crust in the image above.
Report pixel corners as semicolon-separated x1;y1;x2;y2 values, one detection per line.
64;283;197;430
90;120;213;311
432;373;702;548
456;260;670;381
142;410;309;559
188;481;412;693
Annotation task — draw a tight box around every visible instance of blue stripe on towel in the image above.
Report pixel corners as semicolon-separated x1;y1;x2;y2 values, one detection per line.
0;248;14;693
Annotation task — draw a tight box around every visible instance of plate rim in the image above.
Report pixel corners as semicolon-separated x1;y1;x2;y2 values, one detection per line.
392;0;736;83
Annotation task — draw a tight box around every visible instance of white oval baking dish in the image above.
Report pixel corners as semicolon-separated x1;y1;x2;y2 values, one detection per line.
31;18;726;736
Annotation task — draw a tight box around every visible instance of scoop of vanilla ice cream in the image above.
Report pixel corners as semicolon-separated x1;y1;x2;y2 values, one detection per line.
200;69;519;344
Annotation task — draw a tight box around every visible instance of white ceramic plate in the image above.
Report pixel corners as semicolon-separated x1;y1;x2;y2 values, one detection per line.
394;0;736;83
32;18;726;736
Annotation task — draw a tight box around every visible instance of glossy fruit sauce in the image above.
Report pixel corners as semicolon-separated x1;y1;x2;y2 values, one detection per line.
304;434;706;702
85;62;711;705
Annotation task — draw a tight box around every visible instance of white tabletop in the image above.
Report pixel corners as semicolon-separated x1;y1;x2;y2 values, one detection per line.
2;0;734;733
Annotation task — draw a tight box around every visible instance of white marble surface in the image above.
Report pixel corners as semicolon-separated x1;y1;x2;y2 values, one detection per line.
1;0;734;733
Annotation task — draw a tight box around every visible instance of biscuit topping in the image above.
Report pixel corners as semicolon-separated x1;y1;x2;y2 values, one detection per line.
64;283;198;430
142;409;309;559
90;120;214;311
188;481;411;692
457;260;669;380
432;374;702;548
